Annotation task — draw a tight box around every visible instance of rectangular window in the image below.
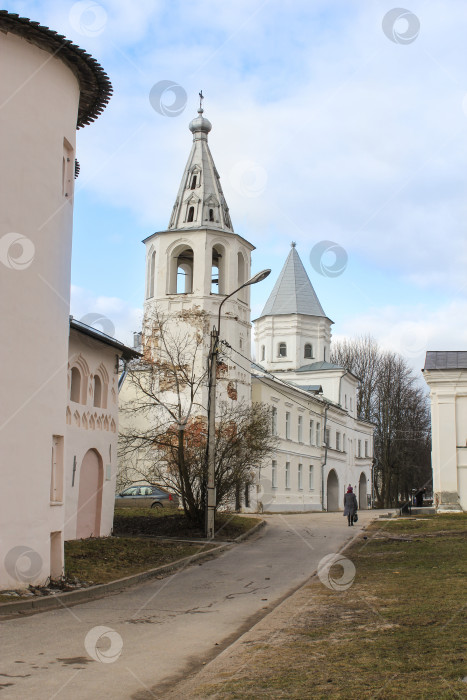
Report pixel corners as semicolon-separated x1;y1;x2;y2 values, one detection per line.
272;406;278;436
325;428;330;447
298;415;303;442
309;419;314;445
336;432;341;451
298;464;303;490
343;434;346;452
285;462;290;488
309;465;314;490
50;435;64;503
358;439;362;458
316;422;321;446
285;412;291;439
272;460;277;488
365;440;369;457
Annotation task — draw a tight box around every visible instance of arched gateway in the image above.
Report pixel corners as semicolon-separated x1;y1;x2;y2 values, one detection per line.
327;469;339;511
76;449;103;539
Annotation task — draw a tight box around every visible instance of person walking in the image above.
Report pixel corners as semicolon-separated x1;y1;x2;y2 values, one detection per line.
343;485;358;526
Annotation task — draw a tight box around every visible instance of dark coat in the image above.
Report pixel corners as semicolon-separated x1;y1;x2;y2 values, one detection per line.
343;492;358;516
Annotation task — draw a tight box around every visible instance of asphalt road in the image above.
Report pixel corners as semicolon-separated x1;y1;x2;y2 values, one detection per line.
0;511;381;699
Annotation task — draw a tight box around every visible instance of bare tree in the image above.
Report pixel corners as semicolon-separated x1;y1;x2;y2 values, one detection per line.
119;307;276;524
331;336;431;507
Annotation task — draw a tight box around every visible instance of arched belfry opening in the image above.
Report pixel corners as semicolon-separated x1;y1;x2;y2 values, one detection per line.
211;244;226;294
237;251;247;301
169;245;194;294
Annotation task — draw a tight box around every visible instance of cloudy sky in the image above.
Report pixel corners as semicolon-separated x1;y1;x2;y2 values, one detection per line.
5;0;467;370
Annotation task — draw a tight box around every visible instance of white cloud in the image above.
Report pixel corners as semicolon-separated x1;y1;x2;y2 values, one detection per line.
333;298;467;373
70;285;143;347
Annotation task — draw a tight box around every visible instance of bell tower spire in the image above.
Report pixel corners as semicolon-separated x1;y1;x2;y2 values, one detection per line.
142;99;255;406
168;96;233;232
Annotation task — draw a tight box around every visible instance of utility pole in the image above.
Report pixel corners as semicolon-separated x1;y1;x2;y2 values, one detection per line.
206;328;218;540
204;268;271;539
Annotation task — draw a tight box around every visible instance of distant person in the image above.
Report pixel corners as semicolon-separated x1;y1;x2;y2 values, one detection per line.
415;488;425;507
344;486;358;526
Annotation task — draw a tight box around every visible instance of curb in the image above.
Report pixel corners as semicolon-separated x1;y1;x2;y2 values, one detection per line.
0;519;266;618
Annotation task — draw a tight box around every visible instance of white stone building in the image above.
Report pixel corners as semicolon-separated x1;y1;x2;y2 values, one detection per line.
66;320;138;541
127;107;374;512
423;351;467;512
0;12;114;589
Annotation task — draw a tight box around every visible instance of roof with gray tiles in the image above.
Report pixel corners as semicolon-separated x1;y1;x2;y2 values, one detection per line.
296;361;342;372
259;245;328;319
424;351;467;370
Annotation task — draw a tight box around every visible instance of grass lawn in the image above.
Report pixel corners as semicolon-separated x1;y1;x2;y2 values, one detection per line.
64;536;216;585
194;513;467;699
113;507;261;540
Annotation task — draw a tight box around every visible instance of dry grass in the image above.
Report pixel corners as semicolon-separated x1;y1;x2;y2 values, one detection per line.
194;513;467;699
64;537;216;584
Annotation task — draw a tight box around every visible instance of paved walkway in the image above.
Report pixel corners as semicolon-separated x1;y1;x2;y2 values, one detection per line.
0;511;384;699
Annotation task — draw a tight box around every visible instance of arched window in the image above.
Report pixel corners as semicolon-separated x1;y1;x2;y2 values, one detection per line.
278;342;287;358
209;208;214;222
261;345;265;361
187;206;194;222
304;343;313;359
93;375;102;408
191;175;197;189
176;248;194;294
147;249;156;299
70;367;81;403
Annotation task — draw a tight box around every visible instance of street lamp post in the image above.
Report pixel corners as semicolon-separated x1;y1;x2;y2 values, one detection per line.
205;268;271;539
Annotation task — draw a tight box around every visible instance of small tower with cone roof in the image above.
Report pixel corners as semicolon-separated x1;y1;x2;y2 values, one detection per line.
254;243;333;372
143;101;255;405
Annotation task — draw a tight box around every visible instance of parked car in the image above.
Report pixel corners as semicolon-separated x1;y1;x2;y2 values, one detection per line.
115;485;179;509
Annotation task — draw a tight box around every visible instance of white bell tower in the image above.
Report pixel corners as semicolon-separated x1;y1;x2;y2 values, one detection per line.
143;102;255;405
254;243;333;372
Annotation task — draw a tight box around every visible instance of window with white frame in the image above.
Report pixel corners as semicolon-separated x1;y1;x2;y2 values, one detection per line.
336;431;341;451
285;412;291;439
365;440;369;457
285;462;290;488
350;396;353;412
316;422;321;446
345;394;347;409
343;433;346;452
272;406;278;436
357;439;362;457
278;342;287;357
309;465;314;490
298;415;303;442
298;464;303;490
261;345;265;361
304;343;313;359
272;460;277;488
309;419;314;445
325;427;330;447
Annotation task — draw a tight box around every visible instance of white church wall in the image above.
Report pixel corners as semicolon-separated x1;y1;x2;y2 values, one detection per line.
0;30;80;588
64;330;120;541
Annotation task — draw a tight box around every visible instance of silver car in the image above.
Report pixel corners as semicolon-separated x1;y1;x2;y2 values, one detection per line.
115;485;178;509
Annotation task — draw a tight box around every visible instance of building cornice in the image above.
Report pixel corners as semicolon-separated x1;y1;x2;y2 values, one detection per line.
0;11;112;128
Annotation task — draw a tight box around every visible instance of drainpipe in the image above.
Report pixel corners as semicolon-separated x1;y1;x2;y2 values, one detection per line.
321;401;330;511
118;359;128;393
338;370;348;408
371;457;378;509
